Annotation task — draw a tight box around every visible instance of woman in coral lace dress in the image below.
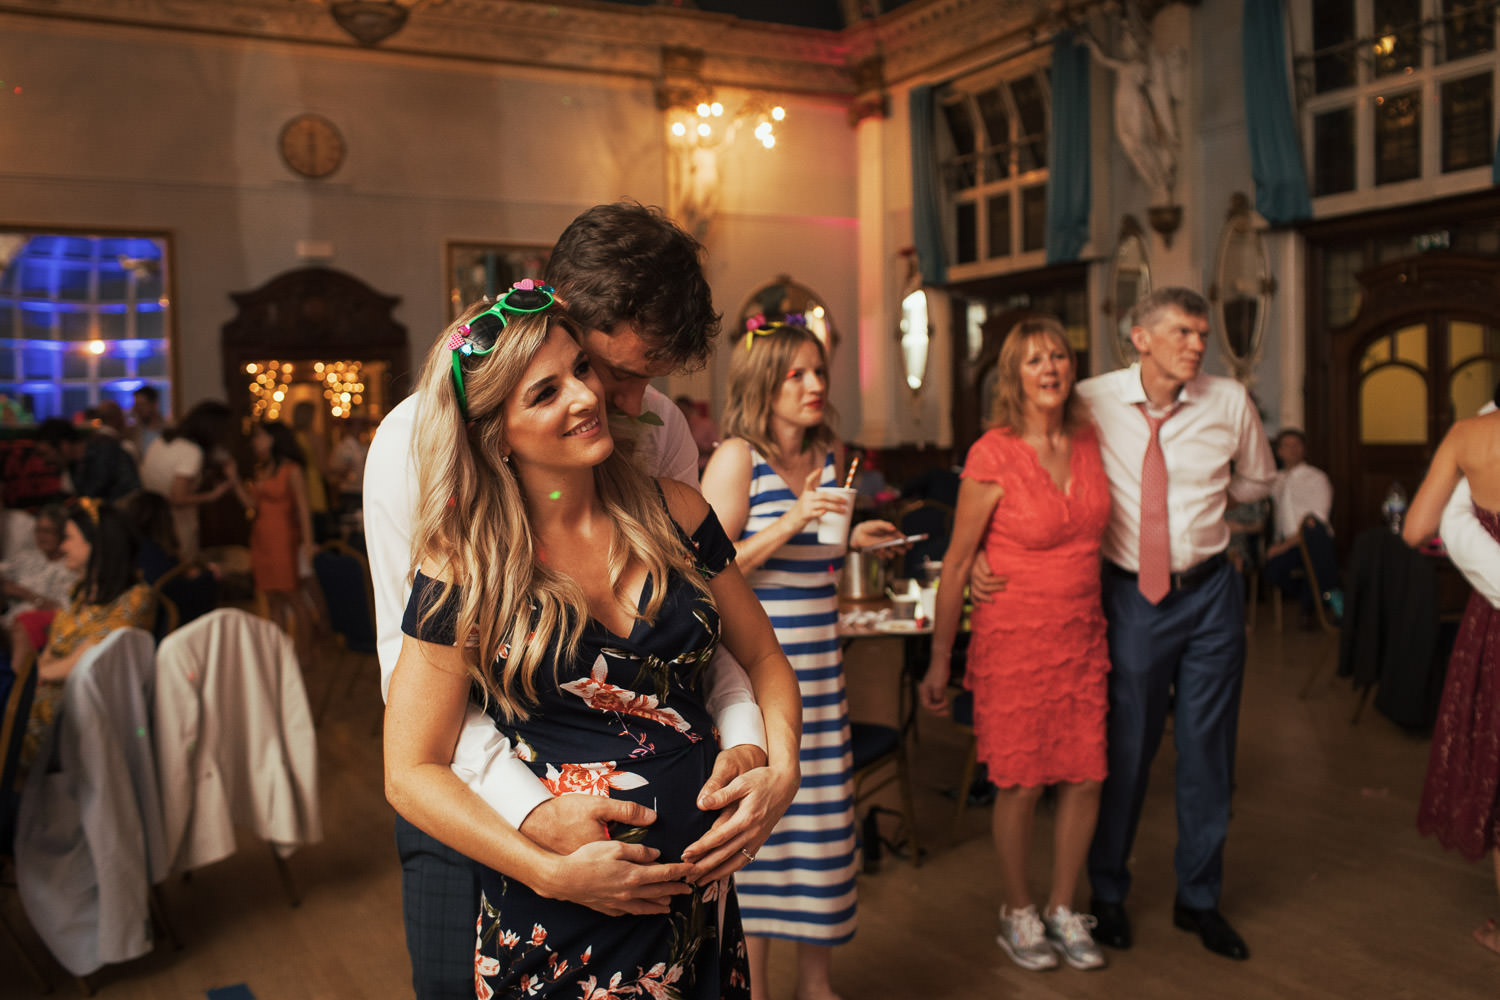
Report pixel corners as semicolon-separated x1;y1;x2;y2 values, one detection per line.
228;422;314;660
918;316;1111;973
1403;402;1500;957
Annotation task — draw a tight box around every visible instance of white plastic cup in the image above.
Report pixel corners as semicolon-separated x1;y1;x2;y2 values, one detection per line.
917;584;937;623
814;486;858;548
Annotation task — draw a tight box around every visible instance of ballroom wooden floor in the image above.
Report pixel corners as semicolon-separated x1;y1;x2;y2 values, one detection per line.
3;614;1496;999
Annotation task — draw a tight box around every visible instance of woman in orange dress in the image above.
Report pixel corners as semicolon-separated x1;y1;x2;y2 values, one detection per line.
230;422;314;656
917;317;1112;973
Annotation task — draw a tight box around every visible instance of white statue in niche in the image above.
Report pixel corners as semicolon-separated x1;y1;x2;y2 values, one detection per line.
1081;1;1187;204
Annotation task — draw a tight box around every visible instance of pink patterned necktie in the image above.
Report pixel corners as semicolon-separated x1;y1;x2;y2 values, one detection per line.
1137;403;1178;605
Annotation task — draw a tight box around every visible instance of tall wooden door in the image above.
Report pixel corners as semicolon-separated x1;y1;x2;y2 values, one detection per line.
1326;254;1500;542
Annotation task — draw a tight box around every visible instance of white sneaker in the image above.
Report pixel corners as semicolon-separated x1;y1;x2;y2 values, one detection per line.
996;905;1059;971
1043;905;1107;970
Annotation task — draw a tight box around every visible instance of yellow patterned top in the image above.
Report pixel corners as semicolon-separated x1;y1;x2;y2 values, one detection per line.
44;584;156;657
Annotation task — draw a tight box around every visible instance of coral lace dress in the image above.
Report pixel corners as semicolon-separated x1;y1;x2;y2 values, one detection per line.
249;462;301;594
962;426;1112;788
403;507;750;1000
1417;506;1500;861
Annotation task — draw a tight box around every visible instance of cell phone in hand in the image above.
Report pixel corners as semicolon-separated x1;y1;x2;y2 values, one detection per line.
856;532;929;552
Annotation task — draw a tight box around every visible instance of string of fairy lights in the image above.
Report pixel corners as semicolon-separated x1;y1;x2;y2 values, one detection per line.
245;359;365;421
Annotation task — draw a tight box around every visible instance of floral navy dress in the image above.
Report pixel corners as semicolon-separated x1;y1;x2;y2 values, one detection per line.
403;506;751;1000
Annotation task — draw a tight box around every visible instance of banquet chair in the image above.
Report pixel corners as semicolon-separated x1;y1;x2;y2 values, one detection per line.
14;628;173;987
310;540;379;729
850;659;922;873
150;561;219;641
1296;517;1343;700
154;609;321;907
0;646;50;994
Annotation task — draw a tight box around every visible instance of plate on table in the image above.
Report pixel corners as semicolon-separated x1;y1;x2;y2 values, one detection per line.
873;619;924;633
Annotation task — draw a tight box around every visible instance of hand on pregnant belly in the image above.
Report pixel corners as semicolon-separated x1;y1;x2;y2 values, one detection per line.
681;744;801;884
522;796;695;916
521;791;660;854
537;838;696;917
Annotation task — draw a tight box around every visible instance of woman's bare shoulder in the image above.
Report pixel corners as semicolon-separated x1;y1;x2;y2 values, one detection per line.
657;476;709;530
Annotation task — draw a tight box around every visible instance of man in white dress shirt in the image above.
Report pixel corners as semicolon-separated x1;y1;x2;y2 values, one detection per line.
1262;428;1336;623
1074;288;1275;961
365;203;771;999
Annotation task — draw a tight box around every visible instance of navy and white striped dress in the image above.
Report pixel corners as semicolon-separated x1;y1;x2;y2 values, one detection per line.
732;447;857;945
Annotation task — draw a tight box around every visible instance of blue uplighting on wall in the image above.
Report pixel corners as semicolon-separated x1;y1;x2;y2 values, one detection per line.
0;234;170;422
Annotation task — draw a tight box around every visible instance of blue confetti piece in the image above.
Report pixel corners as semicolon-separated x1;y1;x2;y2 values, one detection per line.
207;986;256;1000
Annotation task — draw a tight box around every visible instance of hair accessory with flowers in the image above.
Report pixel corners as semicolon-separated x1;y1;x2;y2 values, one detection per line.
447;279;557;416
75;495;101;524
741;312;808;351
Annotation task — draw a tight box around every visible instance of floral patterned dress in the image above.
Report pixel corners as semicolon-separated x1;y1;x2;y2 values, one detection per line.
403;509;751;1000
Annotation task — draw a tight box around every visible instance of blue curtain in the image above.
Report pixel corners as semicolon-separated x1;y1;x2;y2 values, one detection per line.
1044;30;1091;265
1243;0;1312;223
909;85;947;285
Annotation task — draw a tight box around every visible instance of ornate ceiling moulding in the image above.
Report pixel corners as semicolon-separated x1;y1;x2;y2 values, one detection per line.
865;0;1065;85
0;0;856;94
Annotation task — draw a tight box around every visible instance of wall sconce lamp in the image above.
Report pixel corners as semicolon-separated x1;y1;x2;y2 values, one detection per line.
897;248;930;393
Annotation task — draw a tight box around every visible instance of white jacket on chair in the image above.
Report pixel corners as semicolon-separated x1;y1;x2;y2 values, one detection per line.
16;627;165;976
154;608;321;874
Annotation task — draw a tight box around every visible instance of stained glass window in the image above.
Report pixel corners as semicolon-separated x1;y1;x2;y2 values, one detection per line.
1374;89;1422;185
1314;107;1357;195
1441;72;1493;173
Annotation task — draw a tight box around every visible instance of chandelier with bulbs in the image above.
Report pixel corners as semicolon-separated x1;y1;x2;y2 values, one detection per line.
668;97;786;151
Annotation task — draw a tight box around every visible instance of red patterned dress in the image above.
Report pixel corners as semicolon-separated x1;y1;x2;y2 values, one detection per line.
962;425;1112;788
1417;506;1500;861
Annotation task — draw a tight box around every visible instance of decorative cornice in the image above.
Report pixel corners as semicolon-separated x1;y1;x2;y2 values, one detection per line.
0;0;1076;101
0;0;862;94
864;0;1083;86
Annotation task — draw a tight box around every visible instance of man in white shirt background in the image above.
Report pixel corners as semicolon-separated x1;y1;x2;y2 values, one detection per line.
365;202;776;999
1262;428;1336;627
1073;288;1275;961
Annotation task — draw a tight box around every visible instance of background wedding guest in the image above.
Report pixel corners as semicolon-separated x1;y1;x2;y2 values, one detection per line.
34;417;140;502
139;401;234;562
131;384;166;457
702;317;903;1000
1072;288;1274;961
1;504;78;669
1402;400;1500;957
19;500;153;771
1262;428;1335;625
919;317;1110;972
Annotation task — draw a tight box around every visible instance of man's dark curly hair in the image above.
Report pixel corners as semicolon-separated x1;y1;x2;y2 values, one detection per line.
545;201;721;374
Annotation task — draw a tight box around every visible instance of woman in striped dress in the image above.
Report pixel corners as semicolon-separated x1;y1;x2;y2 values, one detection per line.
702;318;903;1000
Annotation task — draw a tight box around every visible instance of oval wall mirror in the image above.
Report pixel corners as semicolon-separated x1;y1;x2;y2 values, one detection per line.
737;275;837;352
1210;192;1273;384
1107;215;1151;366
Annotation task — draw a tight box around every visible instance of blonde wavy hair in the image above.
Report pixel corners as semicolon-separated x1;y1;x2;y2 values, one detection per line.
987;316;1087;435
721;323;837;464
409;298;708;720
